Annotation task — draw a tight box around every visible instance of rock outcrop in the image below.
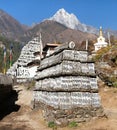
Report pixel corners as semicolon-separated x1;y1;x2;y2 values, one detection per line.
0;73;13;103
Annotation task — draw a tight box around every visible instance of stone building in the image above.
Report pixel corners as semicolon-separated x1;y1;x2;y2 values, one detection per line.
94;27;108;52
43;43;60;57
33;41;103;126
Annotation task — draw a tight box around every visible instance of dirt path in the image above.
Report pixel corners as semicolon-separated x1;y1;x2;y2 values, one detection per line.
0;82;117;130
0;85;48;130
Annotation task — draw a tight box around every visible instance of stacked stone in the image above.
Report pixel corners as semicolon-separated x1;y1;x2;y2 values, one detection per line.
34;42;103;125
7;37;41;83
17;37;41;67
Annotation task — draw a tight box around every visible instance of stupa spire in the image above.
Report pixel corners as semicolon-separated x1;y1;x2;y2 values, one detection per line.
99;26;103;36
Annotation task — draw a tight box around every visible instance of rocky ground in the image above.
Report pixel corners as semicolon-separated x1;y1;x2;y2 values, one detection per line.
0;80;117;130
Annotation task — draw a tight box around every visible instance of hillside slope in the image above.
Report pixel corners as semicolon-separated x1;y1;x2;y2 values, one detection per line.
24;20;97;47
0;9;27;40
94;44;117;87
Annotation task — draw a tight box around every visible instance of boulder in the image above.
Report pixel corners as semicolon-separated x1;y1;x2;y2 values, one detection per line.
0;73;13;103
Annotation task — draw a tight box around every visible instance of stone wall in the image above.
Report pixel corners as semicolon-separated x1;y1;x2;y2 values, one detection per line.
34;101;103;126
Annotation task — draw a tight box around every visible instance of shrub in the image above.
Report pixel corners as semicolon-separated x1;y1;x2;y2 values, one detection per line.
113;81;117;87
68;121;78;128
48;121;57;130
93;46;111;62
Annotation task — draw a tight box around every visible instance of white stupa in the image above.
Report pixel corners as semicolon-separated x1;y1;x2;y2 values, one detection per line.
94;27;108;52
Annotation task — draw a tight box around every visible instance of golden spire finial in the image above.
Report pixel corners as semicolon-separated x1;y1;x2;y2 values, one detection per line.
99;26;103;36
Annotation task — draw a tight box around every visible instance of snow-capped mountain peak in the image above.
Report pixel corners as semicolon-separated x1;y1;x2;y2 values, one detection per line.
49;8;81;30
49;8;98;34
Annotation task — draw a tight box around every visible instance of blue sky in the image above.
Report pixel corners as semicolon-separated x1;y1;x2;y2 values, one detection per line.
0;0;117;30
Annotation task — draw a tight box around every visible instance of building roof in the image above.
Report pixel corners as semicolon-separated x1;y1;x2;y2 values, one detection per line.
43;43;60;51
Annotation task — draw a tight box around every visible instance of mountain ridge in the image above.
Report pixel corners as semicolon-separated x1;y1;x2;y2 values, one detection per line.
0;8;117;43
0;9;28;40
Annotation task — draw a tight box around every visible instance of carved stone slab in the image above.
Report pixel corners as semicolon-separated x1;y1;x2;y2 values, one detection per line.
35;76;98;92
35;61;95;79
33;91;101;109
39;50;88;70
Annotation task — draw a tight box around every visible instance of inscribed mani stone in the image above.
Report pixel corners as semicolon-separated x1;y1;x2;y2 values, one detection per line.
38;50;88;70
33;91;101;109
35;76;98;92
35;61;96;80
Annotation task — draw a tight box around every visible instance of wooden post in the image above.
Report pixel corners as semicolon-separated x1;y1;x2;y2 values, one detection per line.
3;46;6;74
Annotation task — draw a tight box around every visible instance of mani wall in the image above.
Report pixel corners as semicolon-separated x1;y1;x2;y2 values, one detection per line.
33;42;104;126
7;37;42;83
